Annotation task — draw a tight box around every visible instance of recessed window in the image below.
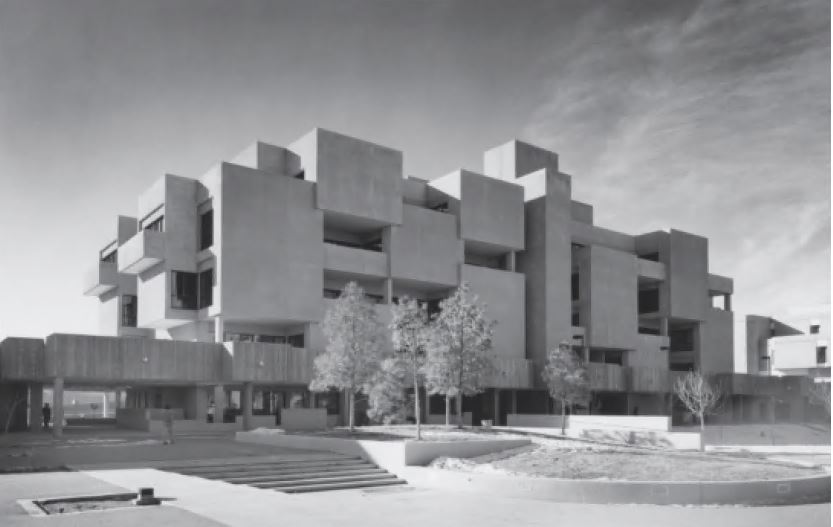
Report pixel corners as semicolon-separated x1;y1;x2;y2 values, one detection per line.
101;250;117;264
571;273;579;301
142;215;164;232
121;295;137;327
200;209;213;250
639;252;660;262
571;311;580;326
198;269;213;309
171;271;198;310
638;288;660;314
810;324;820;334
817;346;827;365
287;334;305;348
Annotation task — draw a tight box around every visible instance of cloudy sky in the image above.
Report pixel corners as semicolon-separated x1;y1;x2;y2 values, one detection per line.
0;0;829;366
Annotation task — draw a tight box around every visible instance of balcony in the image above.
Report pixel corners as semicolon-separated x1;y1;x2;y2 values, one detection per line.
629;366;670;392
637;258;666;281
223;341;317;383
118;229;165;274
83;261;118;296
487;357;534;389
586;362;627;392
323;242;387;277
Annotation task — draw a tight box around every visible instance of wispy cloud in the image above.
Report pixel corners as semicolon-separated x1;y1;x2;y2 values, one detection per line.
524;0;830;319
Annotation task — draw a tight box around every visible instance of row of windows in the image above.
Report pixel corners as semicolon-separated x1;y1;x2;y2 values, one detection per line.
136;206;214;251
224;332;305;347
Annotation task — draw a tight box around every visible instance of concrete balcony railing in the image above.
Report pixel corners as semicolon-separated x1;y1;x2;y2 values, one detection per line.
586;362;627;392
629;366;671;393
83;261;119;296
487;357;534;389
637;258;666;281
323;242;388;278
223;341;318;384
118;229;165;274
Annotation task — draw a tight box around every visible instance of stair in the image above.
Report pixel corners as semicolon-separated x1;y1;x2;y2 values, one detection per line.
161;455;406;494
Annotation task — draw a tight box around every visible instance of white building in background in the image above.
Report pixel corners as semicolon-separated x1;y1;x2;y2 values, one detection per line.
768;305;831;383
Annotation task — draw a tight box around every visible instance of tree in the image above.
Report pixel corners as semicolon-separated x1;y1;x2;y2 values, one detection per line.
541;340;590;435
809;382;831;417
309;282;385;431
424;282;495;428
390;296;429;439
674;371;722;447
366;356;409;425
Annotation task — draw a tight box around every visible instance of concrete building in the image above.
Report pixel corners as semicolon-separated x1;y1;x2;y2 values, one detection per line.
0;129;813;435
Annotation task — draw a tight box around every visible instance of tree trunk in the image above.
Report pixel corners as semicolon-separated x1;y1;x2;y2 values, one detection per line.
4;397;25;434
413;373;421;441
445;395;451;427
698;412;705;450
456;394;464;428
561;401;566;436
348;391;355;432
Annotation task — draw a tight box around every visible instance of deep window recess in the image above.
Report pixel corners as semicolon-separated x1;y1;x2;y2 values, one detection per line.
287;334;304;348
171;271;198;309
638;326;661;336
639;252;660;262
810;324;820;334
669;328;695;352
817;346;828;365
142;215;164;232
257;335;286;344
121;295;137;327
638;288;660;314
200;210;213;250
315;391;341;415
294;170;305;180
224;332;255;342
571;312;580;326
571;273;579;301
430;202;449;213
101;250;117;264
198;269;213;308
323;237;383;252
323;288;341;299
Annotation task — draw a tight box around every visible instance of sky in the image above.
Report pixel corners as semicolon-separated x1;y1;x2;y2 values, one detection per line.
0;0;830;366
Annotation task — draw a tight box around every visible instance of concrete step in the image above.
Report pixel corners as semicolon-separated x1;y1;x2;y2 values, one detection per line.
171;459;368;476
279;478;408;494
223;467;388;484
253;472;400;490
162;455;357;472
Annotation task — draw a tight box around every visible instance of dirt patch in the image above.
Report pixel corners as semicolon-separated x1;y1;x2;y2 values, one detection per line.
292;425;522;442
431;441;827;481
37;494;137;515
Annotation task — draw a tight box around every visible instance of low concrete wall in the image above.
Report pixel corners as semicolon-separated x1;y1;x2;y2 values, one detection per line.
280;408;327;431
235;430;530;468
503;426;702;450
399;467;831;506
426;412;472;425
235;414;278;429
116;408;150;431
506;414;670;432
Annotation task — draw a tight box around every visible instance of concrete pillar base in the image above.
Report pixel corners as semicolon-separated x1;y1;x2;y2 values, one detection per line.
52;378;64;438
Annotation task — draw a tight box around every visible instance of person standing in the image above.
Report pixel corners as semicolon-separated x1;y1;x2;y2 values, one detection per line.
41;403;51;430
206;402;215;423
163;404;175;445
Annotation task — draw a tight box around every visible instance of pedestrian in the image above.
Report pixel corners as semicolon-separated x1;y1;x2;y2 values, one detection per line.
163;404;175;445
207;401;215;423
42;403;51;430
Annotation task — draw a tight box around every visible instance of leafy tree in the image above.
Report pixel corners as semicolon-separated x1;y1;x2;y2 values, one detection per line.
390;296;429;439
424;282;495;428
366;356;409;425
309;282;385;431
541;340;590;435
809;382;831;417
674;371;722;448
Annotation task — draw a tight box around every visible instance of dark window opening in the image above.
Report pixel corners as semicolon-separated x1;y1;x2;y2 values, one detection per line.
101;250;117;264
670;363;695;372
571;311;580;326
224;332;255;342
323;237;383;252
464;252;503;270
257;335;285;344
639;252;660;262
323;288;341;299
143;215;164;232
669;328;695;352
571;272;579;301
121;295;137;327
810;324;820;334
430;202;449;213
171;271;198;310
200;209;213;250
294;170;305;180
198;269;213;309
817;346;827;365
638;288;660;314
287;334;304;348
638;326;661;335
364;293;384;304
315;391;340;415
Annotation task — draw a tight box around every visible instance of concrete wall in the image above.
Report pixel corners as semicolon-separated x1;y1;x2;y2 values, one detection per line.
746;315;771;375
668;230;708;321
0;338;44;380
699;308;734;374
483;139;559;181
224;342;317;384
582;245;638;350
458;170;524;251
220;163;323;324
290;128;403;226
461;265;525;359
280;407;327;430
389;204;460;286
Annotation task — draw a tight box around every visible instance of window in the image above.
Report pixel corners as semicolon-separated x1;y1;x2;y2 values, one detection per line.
101;250;117;264
294;170;305;180
323;288;341;299
200;210;213;250
287;334;305;348
315;391;341;415
638;326;661;335
121;295;137;327
198;269;213;309
571;273;579;301
142;215;164;232
431;202;449;213
669;328;695;352
171;271;198;309
639;252;660;262
810;324;820;334
571;311;580;326
638;288;660;314
817;346;827;365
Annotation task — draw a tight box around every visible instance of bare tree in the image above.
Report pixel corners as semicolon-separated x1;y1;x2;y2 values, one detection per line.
3;394;27;434
541;340;590;435
808;382;831;417
674;371;722;446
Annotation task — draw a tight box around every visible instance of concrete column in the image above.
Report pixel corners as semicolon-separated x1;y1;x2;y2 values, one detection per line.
52;378;64;438
505;251;516;272
302;323;313;351
29;383;43;432
383;278;393;304
242;383;254;430
493;389;500;425
724;294;732;312
424;389;431;423
194;387;209;422
213;385;227;423
214;316;224;343
114;389;123;409
659;318;669;337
